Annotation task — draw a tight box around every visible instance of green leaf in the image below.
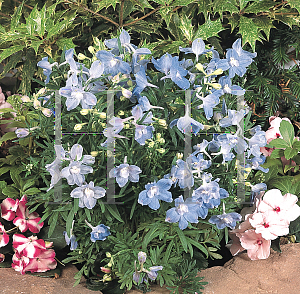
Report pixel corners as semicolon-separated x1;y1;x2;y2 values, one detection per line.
227;14;240;33
271;238;281;253
134;0;154;11
0;45;25;63
19;49;36;94
11;1;24;31
284;147;298;160
239;16;259;51
178;14;194;41
239;0;251;10
289;217;300;234
287;0;300;13
269;138;290;148
0;166;11;176
93;0;120;11
271;177;293;194
280;120;295;147
106;204;123;222
194;17;224;40
27;267;61;278
244;0;275;14
159;7;174;27
2;186;19;196
31;40;44;55
175;226;188;253
252;17;275;41
270;148;284;159
48;212;59;238
0;51;22;79
284;164;296;173
56;38;76;51
212;0;239;15
24;187;41;195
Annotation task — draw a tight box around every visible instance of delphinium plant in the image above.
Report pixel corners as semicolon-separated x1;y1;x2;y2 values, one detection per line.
3;29;294;292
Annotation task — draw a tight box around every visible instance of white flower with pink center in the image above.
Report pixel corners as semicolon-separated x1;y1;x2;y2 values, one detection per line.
249;211;289;240
239;229;271;260
257;189;300;223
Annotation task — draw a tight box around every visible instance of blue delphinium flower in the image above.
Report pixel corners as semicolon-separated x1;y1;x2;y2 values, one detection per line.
171;159;194;189
132;48;152;74
104;29;136;55
138;179;173;210
219;109;247;128
161;58;190;89
247;155;269;173
170;110;204;136
151;53;173;75
179;38;209;62
109;159;142;187
250;183;267;203
37;57;57;84
61;144;95;186
165;196;199;230
63;231;78;250
231;38;257;60
187;153;211;177
70;181;106;209
246;130;267;158
59;76;97;111
134;124;155;146
196;91;220;120
214;76;245;96
96;50;131;76
90;224;110;242
146;266;163;280
209;212;242;230
133;69;158;96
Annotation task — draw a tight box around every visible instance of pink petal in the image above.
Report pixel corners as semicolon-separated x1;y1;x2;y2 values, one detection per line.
13;217;28;232
27;218;44;233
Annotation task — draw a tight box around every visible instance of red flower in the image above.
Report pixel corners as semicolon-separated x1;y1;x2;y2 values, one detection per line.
13;195;44;233
23;249;57;273
13;234;46;258
12;251;30;275
0;222;9;248
1;198;19;221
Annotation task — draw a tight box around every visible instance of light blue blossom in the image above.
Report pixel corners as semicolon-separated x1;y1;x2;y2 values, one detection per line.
219;109;247;128
133;69;158;96
196;92;220;120
170;110;204;135
231;38;257;60
96;50;131;75
61;144;95;186
59;76;97;111
247;156;269;173
209;212;242;229
70;181;106;209
37;57;57;84
138;179;173;210
171;159;194;189
225;48;252;78
165;196;199;230
85;220;110;242
179;38;210;61
214;76;245;96
146;266;163;280
63;231;78;250
151;53;173;75
134;124;155;145
137;96;164;112
15;128;30;138
109;160;142;187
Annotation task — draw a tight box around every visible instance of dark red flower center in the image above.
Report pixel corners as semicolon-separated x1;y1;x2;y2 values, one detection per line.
274;206;280;212
263;222;269;228
257;240;263;245
265;147;271;151
276;133;281;138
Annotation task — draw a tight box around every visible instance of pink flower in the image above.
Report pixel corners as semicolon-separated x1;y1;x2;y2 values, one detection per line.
13;195;44;233
257;189;300;222
0;222;9;248
249;211;289;240
13;234;46;258
23;249;57;273
1;198;19;221
12;251;30;275
0;253;5;262
239;229;271;260
0;86;17;134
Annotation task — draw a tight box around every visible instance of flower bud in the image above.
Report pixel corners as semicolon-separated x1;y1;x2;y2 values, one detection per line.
88;46;96;54
99;112;106;119
124;123;130;129
100;267;111;273
21;95;31;102
90;151;98;157
156;148;165;154
118;110;125;116
195;63;205;72
15;128;29;138
80;109;90;115
211;68;223;76
158;119;167;127
41;108;52;117
37;88;46;96
138;252;147;264
77;53;87;60
211;83;222;89
92;56;97;62
122;88;132;98
33;99;41;109
176;153;183;159
106;252;111;258
156;133;161;139
158;138;165;144
107;262;112;267
74;123;87;131
111;74;120;84
103;274;112;282
148;141;155;148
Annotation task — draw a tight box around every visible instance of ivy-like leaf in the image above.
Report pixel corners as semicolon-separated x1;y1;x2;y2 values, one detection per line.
239;16;259;51
194;17;224;40
244;0;275;14
0;45;25;63
287;0;300;13
178;14;194;41
252;17;275;41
